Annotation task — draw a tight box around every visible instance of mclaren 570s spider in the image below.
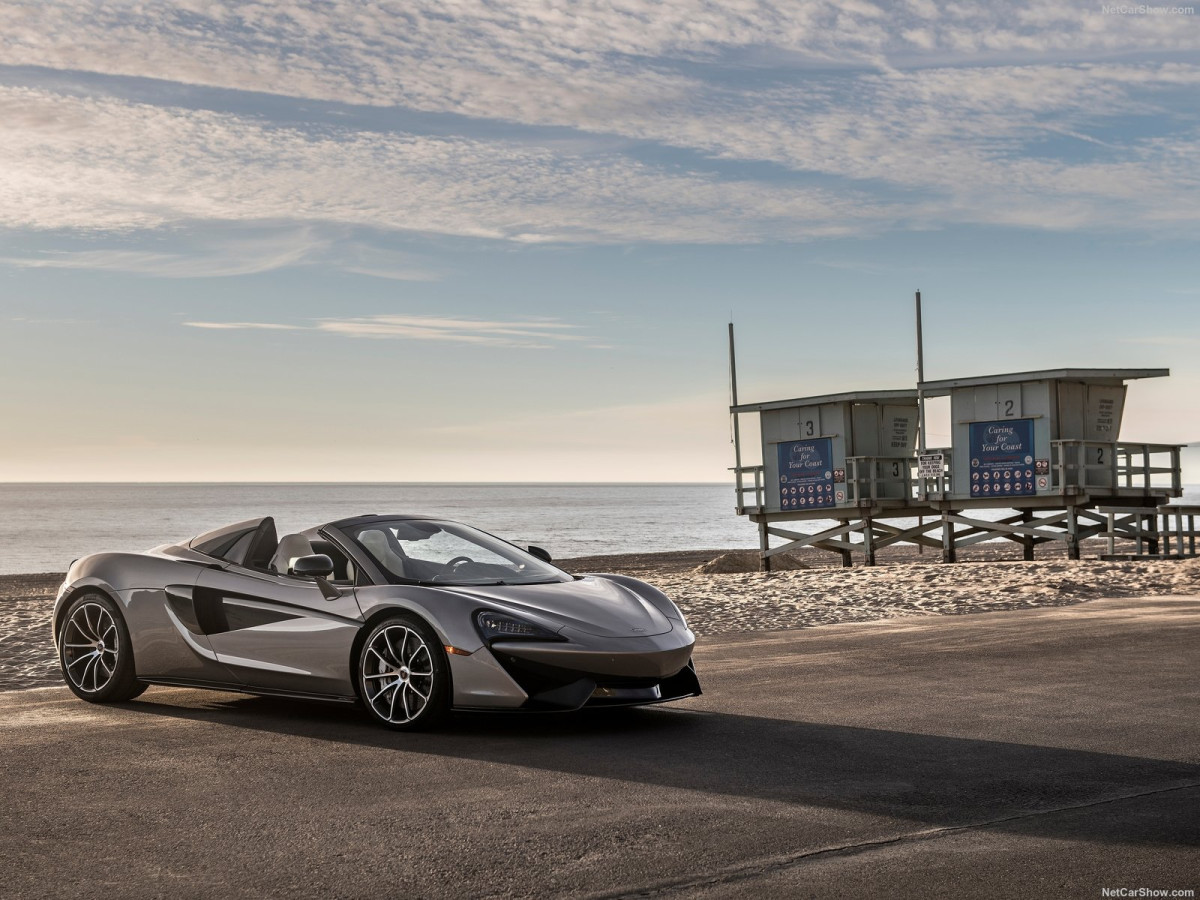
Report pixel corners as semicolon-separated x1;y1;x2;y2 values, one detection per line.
53;514;701;729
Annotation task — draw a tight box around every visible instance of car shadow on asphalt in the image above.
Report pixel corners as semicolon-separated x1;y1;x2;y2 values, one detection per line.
119;689;1200;848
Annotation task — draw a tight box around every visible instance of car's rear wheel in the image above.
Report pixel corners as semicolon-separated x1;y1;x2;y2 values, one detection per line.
357;614;449;730
58;592;146;702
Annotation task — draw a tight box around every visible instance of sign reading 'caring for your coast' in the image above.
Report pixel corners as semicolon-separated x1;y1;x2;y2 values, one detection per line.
969;419;1036;497
778;439;835;509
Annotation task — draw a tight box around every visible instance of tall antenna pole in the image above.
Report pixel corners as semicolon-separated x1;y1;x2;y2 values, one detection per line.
915;290;927;455
729;322;742;476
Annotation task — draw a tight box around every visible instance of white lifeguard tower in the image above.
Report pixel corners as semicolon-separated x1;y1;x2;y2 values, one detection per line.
918;368;1182;562
728;320;1186;570
739;389;918;515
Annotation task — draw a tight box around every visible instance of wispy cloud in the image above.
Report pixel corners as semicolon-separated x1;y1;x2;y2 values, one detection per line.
184;314;590;348
0;3;1197;245
316;315;582;347
9;316;88;325
0;225;439;279
0;229;324;277
0;87;887;243
183;321;301;331
4;249;291;277
4;2;1196;114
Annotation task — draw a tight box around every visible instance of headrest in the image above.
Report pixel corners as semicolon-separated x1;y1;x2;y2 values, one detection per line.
271;533;315;574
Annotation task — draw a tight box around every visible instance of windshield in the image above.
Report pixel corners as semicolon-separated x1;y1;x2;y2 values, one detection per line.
346;519;570;586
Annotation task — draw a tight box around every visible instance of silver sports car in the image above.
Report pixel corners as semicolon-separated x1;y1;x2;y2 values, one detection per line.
52;515;701;729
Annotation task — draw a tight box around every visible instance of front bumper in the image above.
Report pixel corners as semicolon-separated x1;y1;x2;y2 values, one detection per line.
492;631;695;680
450;625;701;711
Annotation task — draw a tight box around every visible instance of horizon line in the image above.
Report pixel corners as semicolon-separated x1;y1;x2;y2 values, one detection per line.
0;480;733;486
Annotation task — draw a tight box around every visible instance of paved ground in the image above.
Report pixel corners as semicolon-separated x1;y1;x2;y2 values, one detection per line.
3;597;1198;899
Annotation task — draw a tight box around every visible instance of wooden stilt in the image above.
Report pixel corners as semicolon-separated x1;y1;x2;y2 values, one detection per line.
942;510;957;563
1066;506;1081;560
746;497;1184;568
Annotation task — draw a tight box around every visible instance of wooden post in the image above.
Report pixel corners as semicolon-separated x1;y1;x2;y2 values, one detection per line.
915;289;928;502
942;510;957;563
839;519;853;568
728;322;749;516
1021;509;1035;561
863;517;876;567
758;520;772;573
1066;506;1081;560
728;322;742;485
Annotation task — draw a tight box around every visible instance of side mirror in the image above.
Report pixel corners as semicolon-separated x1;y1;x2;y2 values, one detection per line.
527;545;552;563
292;554;342;600
291;554;334;578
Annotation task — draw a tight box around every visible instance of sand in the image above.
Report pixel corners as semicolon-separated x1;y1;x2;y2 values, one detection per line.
1;574;62;693
6;545;1200;693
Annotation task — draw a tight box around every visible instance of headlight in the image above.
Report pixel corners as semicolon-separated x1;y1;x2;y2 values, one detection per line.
475;610;564;643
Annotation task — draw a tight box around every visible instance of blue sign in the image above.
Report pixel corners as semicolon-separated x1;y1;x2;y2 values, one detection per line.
777;439;835;509
968;419;1036;498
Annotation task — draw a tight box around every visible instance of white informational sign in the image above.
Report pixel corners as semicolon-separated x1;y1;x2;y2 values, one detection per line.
1086;384;1127;440
918;453;944;479
882;405;919;453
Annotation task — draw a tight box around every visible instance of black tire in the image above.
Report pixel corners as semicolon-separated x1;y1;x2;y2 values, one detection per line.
357;613;450;731
58;592;146;702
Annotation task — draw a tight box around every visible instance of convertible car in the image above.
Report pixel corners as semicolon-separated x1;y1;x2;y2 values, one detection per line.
52;514;700;729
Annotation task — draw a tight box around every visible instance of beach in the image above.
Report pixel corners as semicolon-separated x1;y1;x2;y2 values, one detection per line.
6;543;1200;693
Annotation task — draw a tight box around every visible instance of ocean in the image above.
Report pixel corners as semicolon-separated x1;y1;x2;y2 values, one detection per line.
0;483;761;575
3;482;1196;575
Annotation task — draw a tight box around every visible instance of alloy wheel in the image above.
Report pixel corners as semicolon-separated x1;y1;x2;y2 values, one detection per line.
361;624;436;725
61;601;120;694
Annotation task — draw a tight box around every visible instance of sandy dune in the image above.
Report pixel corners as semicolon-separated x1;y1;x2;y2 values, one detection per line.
6;551;1200;692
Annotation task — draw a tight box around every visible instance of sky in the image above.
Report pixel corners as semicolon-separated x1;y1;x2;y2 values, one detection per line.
1;0;1198;482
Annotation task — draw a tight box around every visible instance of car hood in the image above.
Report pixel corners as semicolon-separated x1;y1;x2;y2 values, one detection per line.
437;575;675;638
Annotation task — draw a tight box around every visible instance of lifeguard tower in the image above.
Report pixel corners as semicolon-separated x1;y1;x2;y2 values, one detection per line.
917;368;1183;561
729;324;1186;569
741;389;918;511
732;388;924;568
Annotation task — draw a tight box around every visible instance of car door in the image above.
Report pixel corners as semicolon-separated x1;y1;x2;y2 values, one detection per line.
193;565;363;697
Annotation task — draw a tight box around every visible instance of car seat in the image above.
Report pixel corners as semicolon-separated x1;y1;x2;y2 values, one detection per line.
358;529;409;579
271;533;316;575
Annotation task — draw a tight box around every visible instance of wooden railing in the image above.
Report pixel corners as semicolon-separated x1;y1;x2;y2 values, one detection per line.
1051;441;1182;495
1100;504;1200;558
733;440;1182;516
732;464;764;514
1159;505;1200;556
844;456;915;504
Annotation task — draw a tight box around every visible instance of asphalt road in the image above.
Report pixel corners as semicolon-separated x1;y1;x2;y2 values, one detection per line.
3;597;1198;899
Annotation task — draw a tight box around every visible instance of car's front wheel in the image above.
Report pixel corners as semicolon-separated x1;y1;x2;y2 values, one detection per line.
357;614;449;730
58;592;146;702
